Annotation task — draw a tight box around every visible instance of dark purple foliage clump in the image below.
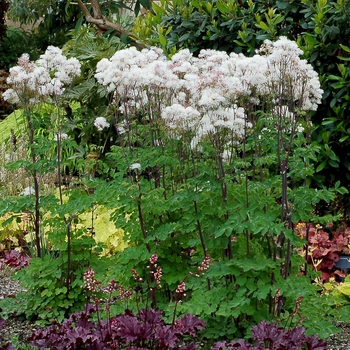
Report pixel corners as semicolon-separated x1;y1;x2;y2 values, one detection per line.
211;320;327;350
28;305;206;349
0;250;30;271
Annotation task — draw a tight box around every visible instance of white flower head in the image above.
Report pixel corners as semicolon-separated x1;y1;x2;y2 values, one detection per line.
94;117;110;131
116;126;126;135
3;46;81;105
55;132;68;141
2;89;19;104
296;124;304;133
222;150;232;163
130;163;141;171
21;186;35;196
161;104;200;131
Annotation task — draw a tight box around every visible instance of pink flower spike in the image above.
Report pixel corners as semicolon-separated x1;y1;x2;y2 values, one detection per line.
149;254;158;265
198;255;210;272
176;281;186;294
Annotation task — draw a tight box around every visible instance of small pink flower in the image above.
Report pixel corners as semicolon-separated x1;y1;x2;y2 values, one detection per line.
149;254;158;265
83;267;98;293
131;269;143;282
107;280;117;293
154;266;162;287
198;255;210;272
118;285;132;300
176;281;186;294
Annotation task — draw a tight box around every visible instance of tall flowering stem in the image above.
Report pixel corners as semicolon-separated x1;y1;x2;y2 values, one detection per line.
193;199;211;290
137;193;151;253
130;254;163;311
3;48;81;268
26;112;41;257
262;38;319;277
173;254;211;324
172;280;186;325
147;254;162;308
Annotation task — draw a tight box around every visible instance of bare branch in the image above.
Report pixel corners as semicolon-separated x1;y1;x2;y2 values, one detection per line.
75;0;146;50
90;0;103;19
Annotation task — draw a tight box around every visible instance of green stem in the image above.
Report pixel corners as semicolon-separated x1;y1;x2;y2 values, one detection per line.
26;113;41;258
138;193;151;252
66;219;72;295
193;199;210;290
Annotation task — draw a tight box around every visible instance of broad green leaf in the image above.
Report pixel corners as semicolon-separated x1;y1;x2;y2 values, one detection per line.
316;161;327;172
159;33;167;47
338;283;350;297
258;21;270;32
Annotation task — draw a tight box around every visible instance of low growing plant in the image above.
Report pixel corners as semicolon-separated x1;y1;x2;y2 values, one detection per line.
24;280;327;350
0;209;110;325
329;275;350;311
211;320;327;350
0;249;30;271
28;305;205;350
0;212;30;252
295;221;350;281
26;259;207;350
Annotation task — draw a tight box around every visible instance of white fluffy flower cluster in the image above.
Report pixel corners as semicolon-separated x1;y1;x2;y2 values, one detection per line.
55;132;68;141
94;116;110;131
20;186;35;196
3;47;81;105
96;47;183;118
259;37;323;111
94;37;323;148
161;104;200;131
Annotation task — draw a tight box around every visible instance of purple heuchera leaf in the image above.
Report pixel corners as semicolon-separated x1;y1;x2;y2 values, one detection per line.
251;320;286;346
211;339;258;350
138;308;164;326
155;324;179;348
211;340;229;350
0;250;30;270
64;326;97;345
304;334;327;350
116;314;154;343
287;326;307;346
176;313;206;336
212;321;327;350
